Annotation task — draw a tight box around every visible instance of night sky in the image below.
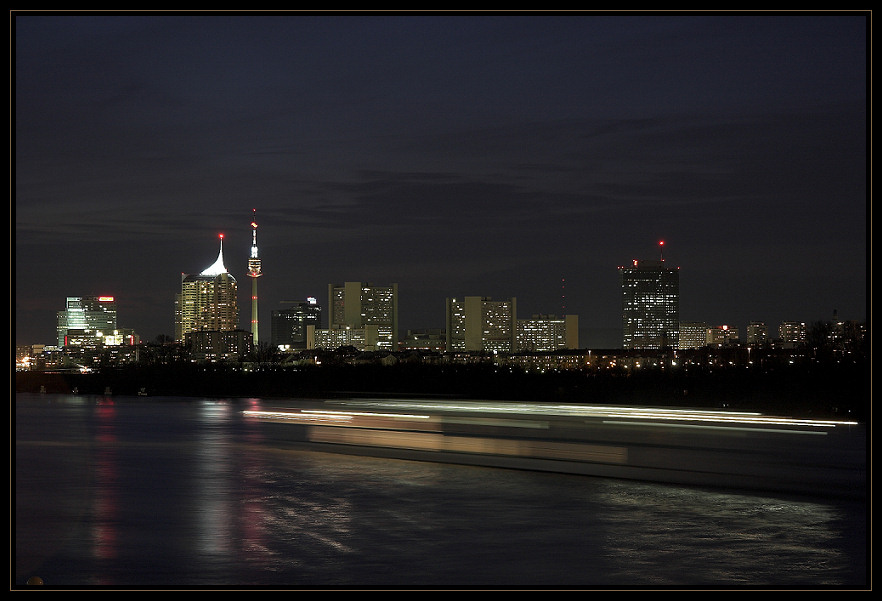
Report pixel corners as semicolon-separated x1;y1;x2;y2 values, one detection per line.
13;12;868;348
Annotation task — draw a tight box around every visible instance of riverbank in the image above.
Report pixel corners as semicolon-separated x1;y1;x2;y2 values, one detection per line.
15;360;868;422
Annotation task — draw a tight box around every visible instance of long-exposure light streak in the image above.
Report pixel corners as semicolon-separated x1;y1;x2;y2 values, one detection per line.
328;399;764;418
601;420;829;435
243;409;434;427
301;409;432;420
602;411;856;428
242;410;354;424
322;399;857;428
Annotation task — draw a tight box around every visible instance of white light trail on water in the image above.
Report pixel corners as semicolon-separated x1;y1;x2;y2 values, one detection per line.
320;399;858;428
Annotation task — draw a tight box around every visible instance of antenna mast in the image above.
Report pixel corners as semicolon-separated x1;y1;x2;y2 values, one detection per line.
247;209;263;345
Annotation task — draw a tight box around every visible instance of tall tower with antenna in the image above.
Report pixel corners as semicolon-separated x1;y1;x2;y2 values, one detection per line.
247;209;263;345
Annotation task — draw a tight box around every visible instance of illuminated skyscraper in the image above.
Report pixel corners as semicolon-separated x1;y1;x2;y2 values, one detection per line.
247;209;262;345
619;243;680;349
327;282;398;350
271;297;322;351
56;296;117;346
446;296;517;353
175;234;239;342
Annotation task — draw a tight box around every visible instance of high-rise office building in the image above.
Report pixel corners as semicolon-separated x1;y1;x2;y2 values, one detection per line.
271;297;322;351
619;247;680;349
446;296;517;353
327;282;399;350
56;296;118;346
175;234;239;342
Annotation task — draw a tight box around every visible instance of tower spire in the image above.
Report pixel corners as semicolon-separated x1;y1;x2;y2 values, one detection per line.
200;233;228;276
247;209;263;345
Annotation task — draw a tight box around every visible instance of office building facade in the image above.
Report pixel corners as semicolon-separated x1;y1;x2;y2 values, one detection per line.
707;324;739;347
187;329;253;362
746;321;769;346
175;235;239;342
678;321;708;350
446;296;517;353
327;282;398;351
400;328;447;352
516;314;579;352
271;297;322;351
313;325;381;352
619;259;680;349
56;296;118;346
778;321;807;347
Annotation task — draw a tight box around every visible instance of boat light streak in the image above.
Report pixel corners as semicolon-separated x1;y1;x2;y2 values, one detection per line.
602;410;856;428
324;400;857;428
243;409;432;424
243;410;354;424
601;421;829;435
301;409;432;420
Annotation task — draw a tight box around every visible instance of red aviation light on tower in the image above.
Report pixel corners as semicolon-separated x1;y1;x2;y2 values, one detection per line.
659;240;665;261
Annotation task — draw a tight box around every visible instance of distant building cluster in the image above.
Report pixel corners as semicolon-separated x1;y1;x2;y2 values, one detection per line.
18;229;866;373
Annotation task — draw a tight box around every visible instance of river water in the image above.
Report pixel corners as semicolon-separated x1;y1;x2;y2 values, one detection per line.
13;394;868;589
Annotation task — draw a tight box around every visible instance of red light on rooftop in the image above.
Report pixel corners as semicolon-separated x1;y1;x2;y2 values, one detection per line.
219;233;224;239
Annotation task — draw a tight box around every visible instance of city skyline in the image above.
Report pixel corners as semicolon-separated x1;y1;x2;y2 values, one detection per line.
14;12;868;347
38;237;861;351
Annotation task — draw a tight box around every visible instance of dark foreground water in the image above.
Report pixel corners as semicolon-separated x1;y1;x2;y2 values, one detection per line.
14;394;868;589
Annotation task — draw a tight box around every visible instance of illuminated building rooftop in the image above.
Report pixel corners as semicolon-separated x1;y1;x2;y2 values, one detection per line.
200;234;229;276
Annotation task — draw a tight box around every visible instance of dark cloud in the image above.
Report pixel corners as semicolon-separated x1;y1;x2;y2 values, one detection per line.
14;13;867;347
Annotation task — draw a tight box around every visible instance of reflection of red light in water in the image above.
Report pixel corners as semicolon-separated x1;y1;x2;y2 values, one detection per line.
94;403;118;562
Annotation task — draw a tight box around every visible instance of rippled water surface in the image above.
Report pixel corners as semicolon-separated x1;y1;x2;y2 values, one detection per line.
14;395;867;588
